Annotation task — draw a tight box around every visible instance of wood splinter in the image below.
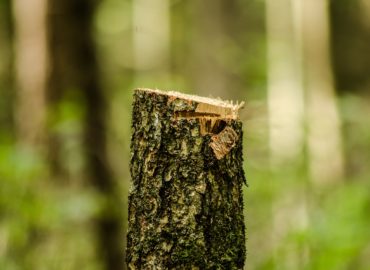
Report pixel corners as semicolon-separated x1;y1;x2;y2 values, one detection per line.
210;126;239;160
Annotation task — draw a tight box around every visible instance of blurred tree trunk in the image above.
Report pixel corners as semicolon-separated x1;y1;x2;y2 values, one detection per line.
266;1;308;269
301;0;344;185
359;0;370;27
330;0;370;94
12;0;48;148
47;0;124;269
188;0;232;98
132;0;170;84
0;0;14;135
266;0;344;183
266;0;305;164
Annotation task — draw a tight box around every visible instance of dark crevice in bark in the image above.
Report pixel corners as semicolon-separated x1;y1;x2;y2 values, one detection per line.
174;111;221;118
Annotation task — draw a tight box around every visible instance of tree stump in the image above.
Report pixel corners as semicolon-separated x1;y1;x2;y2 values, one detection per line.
127;89;246;269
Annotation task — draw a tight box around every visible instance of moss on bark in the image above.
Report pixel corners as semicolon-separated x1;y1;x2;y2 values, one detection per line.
127;89;246;269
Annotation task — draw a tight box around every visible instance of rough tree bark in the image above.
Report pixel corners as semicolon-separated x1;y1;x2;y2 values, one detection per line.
127;89;246;269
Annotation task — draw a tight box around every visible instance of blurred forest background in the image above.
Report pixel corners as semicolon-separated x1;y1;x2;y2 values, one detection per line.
0;0;370;269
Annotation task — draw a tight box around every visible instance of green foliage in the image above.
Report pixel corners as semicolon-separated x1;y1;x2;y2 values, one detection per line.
0;141;103;269
307;183;370;270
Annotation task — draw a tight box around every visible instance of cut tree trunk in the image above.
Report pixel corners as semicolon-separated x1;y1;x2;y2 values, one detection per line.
127;89;246;269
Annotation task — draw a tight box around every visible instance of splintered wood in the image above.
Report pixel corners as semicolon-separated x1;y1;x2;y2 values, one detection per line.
209;126;239;160
137;88;244;159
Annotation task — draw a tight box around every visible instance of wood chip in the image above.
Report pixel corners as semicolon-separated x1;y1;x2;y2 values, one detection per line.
209;126;238;159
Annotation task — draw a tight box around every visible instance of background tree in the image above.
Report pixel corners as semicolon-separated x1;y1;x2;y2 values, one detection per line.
265;0;308;268
0;0;13;137
46;0;124;269
12;0;48;148
302;0;344;186
132;0;170;85
1;0;370;269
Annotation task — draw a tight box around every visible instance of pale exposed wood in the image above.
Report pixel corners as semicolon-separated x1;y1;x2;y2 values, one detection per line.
138;88;244;119
138;88;244;136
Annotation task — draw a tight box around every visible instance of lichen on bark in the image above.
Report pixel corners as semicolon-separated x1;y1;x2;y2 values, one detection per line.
127;89;246;269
